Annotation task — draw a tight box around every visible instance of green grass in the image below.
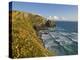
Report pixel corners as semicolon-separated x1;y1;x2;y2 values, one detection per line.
10;10;55;58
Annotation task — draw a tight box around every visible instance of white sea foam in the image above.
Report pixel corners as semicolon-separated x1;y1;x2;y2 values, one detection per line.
41;29;78;55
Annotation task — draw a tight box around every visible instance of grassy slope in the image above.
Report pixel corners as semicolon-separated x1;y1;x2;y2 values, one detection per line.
10;10;54;58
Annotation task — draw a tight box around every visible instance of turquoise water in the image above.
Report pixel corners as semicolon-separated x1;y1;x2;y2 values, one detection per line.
41;21;78;55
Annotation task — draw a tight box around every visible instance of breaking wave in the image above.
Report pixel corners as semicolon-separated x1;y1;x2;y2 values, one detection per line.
41;27;78;55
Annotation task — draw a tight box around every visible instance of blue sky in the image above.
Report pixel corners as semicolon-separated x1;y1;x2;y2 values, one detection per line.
11;1;78;21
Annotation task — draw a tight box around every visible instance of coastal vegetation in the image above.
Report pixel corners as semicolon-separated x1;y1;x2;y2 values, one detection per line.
9;10;55;58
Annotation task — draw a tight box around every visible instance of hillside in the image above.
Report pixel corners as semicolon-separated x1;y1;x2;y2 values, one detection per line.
9;10;55;58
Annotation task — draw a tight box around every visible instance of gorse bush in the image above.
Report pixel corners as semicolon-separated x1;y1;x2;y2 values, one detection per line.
10;10;54;58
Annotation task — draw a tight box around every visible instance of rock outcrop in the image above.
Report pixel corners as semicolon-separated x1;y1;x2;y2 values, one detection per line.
9;10;55;58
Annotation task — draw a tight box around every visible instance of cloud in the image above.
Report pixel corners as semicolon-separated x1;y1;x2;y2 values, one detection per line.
53;16;66;20
60;17;67;20
47;16;59;20
48;16;66;21
46;15;77;21
53;16;59;20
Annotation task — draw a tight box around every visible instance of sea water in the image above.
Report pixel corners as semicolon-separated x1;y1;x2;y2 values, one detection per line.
41;21;78;55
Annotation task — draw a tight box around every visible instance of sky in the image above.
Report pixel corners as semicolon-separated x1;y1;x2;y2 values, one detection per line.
10;1;78;21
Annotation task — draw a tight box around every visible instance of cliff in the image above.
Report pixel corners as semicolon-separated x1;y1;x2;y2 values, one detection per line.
9;10;55;58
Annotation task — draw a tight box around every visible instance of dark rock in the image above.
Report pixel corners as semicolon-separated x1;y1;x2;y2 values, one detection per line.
45;20;56;27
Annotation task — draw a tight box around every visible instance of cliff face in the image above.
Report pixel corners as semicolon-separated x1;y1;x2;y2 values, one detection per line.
9;10;54;58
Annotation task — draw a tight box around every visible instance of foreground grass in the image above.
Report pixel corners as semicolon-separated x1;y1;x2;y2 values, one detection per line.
10;10;55;58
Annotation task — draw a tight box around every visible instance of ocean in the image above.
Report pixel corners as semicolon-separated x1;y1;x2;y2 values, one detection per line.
40;21;78;55
55;21;78;33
